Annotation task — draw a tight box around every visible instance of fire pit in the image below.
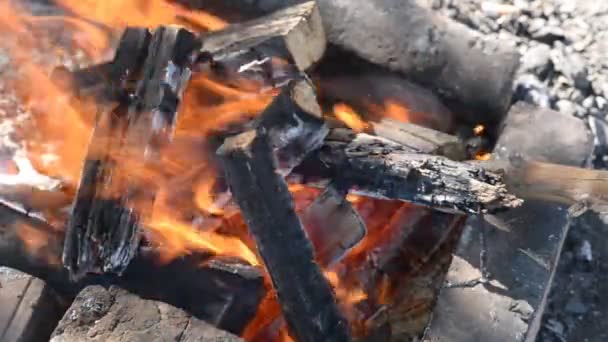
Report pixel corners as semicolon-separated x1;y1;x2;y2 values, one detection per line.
0;0;598;341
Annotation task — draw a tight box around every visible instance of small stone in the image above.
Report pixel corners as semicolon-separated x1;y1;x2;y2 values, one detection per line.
583;96;596;109
597;97;607;110
531;26;566;44
555;99;578;116
520;44;552;77
577;240;593;262
551;47;591;91
513;74;551;107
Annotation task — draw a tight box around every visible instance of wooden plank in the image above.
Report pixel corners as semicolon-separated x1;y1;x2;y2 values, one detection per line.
218;129;351;342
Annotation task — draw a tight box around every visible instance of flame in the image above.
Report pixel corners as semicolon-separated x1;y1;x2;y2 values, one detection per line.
333;103;369;132
475;152;492;161
55;0;226;32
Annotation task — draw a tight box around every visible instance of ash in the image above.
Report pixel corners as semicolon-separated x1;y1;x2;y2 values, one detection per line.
431;1;608;341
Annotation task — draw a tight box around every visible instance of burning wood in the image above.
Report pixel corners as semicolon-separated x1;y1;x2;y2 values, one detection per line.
294;129;521;214
51;27;152;103
201;1;325;73
63;26;199;279
218;129;351;342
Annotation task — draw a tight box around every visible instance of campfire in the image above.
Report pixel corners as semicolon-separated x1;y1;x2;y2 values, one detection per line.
0;0;602;341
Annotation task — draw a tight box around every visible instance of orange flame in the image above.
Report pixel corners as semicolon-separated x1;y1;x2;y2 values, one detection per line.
55;0;227;32
333;103;369;132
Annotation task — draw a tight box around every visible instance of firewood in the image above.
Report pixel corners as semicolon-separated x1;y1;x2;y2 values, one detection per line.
367;119;468;161
293;129;521;214
300;183;366;267
51;27;151;102
217;129;351;342
201;1;325;72
0;203;265;334
63;26;199;280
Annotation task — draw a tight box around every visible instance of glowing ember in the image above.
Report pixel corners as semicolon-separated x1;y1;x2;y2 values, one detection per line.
476;152;492;161
473;124;485;136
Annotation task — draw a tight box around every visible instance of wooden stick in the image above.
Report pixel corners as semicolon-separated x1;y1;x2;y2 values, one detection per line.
218;129;351;342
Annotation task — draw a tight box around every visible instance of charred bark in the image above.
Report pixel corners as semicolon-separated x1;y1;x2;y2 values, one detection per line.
63;26;199;279
217;130;351;342
293;129;521;214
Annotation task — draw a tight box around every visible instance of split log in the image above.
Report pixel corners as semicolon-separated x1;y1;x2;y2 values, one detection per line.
293;129;521;214
194;0;519;126
0;203;265;334
218;130;351;342
51;27;151;102
201;1;325;73
63;26;200;279
51;285;243;342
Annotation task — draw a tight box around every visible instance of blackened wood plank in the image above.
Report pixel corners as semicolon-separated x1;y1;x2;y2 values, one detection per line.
63;26;199;279
217;129;351;342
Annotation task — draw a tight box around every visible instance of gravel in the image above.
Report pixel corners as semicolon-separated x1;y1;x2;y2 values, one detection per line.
431;1;608;341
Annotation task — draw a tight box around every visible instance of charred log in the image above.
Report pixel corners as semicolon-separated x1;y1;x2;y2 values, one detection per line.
63;26;199;279
293;129;521;214
201;1;325;73
218;130;351;342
